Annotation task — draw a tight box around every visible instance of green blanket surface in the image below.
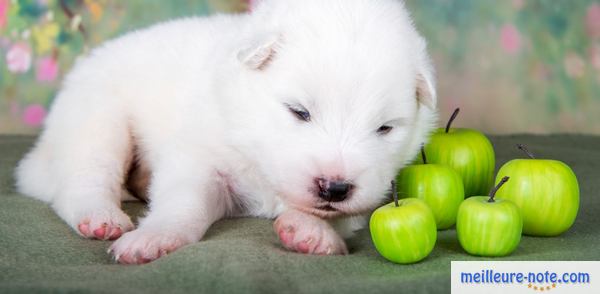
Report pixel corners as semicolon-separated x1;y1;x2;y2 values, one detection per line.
1;135;599;294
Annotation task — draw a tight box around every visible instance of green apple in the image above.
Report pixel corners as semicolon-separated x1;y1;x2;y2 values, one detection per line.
370;182;437;264
457;177;522;257
396;148;464;230
494;144;579;236
420;108;495;197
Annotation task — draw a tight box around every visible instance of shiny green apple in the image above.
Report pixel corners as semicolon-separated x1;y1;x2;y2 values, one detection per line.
396;148;464;230
420;108;495;197
370;183;437;264
457;177;522;257
494;144;579;236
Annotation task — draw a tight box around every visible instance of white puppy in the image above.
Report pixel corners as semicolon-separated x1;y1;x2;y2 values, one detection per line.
15;0;437;264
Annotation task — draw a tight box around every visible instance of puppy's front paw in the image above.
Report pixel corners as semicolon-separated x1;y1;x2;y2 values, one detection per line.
108;227;194;264
274;210;348;255
72;204;134;240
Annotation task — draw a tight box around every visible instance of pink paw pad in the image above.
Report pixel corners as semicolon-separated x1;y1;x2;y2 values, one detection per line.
277;226;295;246
77;221;126;240
296;240;311;254
93;224;108;239
78;223;90;236
109;227;123;240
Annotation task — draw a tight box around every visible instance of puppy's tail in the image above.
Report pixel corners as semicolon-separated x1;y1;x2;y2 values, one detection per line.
15;143;56;202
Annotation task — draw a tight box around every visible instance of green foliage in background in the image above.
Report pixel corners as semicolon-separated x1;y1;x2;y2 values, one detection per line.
1;0;599;134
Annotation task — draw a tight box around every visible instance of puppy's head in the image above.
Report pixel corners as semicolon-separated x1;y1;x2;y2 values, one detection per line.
230;0;437;218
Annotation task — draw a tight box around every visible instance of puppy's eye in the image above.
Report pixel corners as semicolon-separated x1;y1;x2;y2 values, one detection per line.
377;125;393;135
286;104;311;122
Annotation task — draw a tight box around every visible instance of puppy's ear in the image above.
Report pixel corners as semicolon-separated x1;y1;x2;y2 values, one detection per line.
416;71;436;109
237;33;281;70
415;37;437;109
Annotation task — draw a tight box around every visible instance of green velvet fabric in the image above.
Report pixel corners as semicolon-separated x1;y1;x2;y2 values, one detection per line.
1;135;599;293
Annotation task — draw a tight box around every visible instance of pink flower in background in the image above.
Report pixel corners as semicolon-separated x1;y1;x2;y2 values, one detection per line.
0;0;9;29
6;42;32;73
587;3;600;38
500;24;521;54
564;52;585;79
22;104;47;127
36;56;59;82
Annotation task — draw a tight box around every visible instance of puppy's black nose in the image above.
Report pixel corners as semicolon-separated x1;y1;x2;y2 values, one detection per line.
318;180;353;202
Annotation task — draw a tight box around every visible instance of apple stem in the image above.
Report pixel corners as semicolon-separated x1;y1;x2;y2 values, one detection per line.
421;145;428;164
445;108;460;133
391;180;399;207
516;144;536;159
488;176;510;203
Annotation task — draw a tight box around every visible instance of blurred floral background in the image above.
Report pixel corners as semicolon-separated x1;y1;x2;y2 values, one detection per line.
0;0;599;134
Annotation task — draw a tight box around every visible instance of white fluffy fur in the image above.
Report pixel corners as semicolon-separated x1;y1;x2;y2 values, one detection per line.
15;0;437;263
